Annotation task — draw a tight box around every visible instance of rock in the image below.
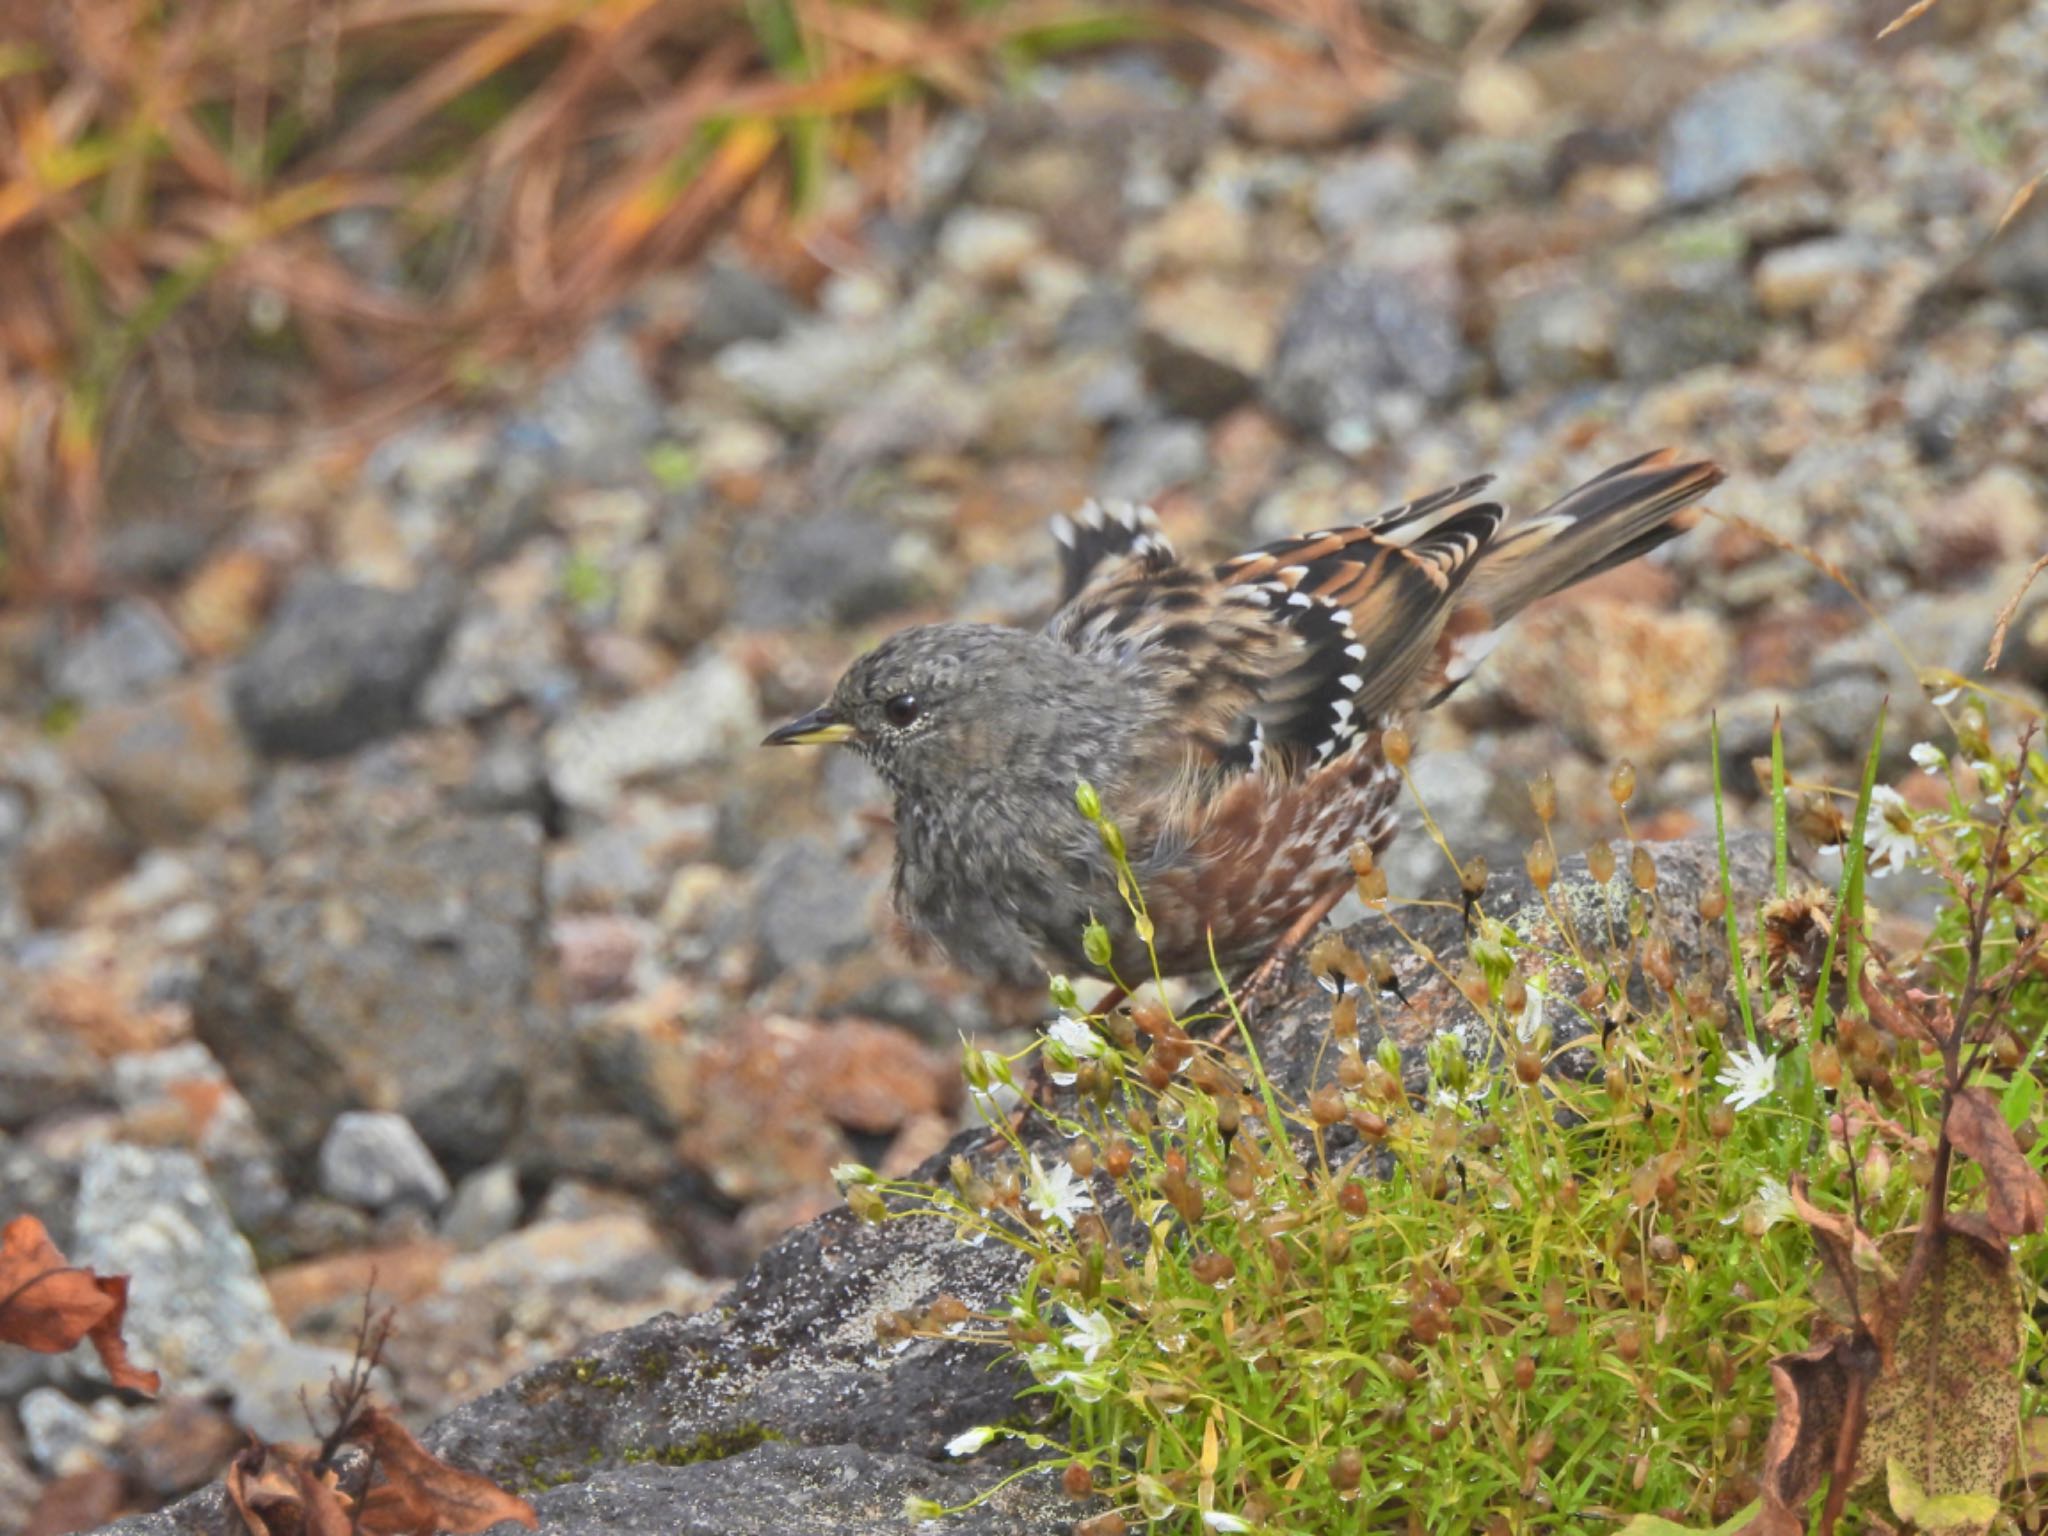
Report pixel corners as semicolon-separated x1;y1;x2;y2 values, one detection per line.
442;1212;680;1303
524;329;664;484
103;837;1770;1536
934;206;1044;285
65;678;255;844
225;1334;383;1444
1491;276;1618;390
1264;228;1477;441
1481;599;1734;761
1982;187;2048;321
17;1387;134;1475
554;913;648;1003
731;507;932;631
545;653;759;813
1312;146;1422;237
1213;58;1376;147
1137;275;1284;419
70;1144;284;1396
440;1162;524;1251
194;785;553;1172
229;573;459;758
0;1425;38;1535
1752;236;1882;319
1661;65;1841;205
0;1133;80;1249
1096;417;1209;504
128;1398;243;1499
679;263;797;354
44;599;188;706
1379;750;1497;905
418;561;576;727
747;836;883;983
0;994;104;1130
717;321;910;429
318;1111;452;1211
680;1016;958;1203
523;1112;676;1193
1614;255;1762;381
0;722;132;930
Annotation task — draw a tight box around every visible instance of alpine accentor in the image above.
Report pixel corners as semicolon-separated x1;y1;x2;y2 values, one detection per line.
766;449;1723;997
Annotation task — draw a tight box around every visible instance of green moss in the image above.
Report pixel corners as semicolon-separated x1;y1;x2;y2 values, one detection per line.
619;1424;783;1467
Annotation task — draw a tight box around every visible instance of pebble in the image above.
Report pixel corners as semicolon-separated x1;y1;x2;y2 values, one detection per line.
1660;65;1842;205
546;652;760;812
318;1110;453;1211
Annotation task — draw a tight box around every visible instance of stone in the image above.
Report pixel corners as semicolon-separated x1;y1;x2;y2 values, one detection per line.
1660;65;1842;205
69;1144;285;1396
731;507;931;631
44;599;188;706
194;789;553;1172
1096;417;1209;504
682;262;797;354
935;206;1044;285
717;320;908;429
746;836;883;983
0;995;104;1130
1264;228;1477;439
225;1334;383;1444
65;678;255;844
1313;145;1423;237
1137;275;1284;419
0;1425;37;1535
1982;185;2048;322
554;913;648;1003
546;653;759;812
525;328;664;484
318;1110;452;1211
1491;276;1618;391
1482;599;1734;761
440;1162;523;1251
1752;236;1882;319
1213;57;1375;147
1614;256;1762;382
229;573;459;758
128;1398;243;1498
0;722;132;929
418;569;576;727
18;1387;134;1475
441;1212;680;1303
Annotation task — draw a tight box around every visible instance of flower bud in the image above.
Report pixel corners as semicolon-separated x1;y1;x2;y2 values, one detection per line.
1526;838;1556;891
1609;761;1636;805
1048;974;1080;1012
1083;921;1114;969
1529;771;1557;822
1098;818;1126;862
1074;780;1102;822
1383;724;1412;766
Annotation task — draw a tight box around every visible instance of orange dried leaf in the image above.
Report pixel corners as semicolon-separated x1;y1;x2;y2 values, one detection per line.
350;1406;538;1534
1946;1087;2047;1237
0;1217;114;1354
1743;1331;1880;1535
227;1442;356;1536
1857;964;1942;1047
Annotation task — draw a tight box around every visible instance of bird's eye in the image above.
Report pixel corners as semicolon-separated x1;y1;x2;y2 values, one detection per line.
883;692;923;728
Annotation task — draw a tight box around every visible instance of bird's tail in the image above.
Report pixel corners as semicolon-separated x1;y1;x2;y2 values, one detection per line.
1425;449;1723;702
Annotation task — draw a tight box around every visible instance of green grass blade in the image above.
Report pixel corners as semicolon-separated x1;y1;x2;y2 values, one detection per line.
1770;708;1790;899
1711;714;1760;1046
1806;707;1886;1041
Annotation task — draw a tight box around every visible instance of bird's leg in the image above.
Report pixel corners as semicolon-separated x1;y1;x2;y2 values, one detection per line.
1089;984;1129;1016
1235;886;1351;1015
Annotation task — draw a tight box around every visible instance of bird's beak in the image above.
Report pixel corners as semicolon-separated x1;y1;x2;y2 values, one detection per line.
762;704;855;747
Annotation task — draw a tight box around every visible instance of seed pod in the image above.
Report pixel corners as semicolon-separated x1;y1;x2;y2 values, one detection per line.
1331;992;1359;1038
1707;1102;1735;1138
1461;856;1489;898
1697;886;1726;921
1587;840;1617;885
1630;844;1657;893
1525;838;1557;891
1610;761;1636;805
1811;1041;1842;1089
1339;1180;1370;1216
1336;1050;1367;1089
1191;1251;1235;1287
1068;1143;1095;1178
1216;1094;1241;1138
1515;1048;1542;1085
1648;1232;1679;1265
1332;1447;1364;1493
1513;1353;1536;1391
1356;865;1389;904
1074;781;1102;822
1349;1107;1389;1141
1076;1513;1128;1536
1224;1154;1256;1203
1529;772;1557;823
1062;1462;1094;1499
1349;841;1377;877
1384;725;1412;767
1527;1426;1557;1464
1103;1138;1134;1177
1641;934;1677;991
1310;1084;1346;1125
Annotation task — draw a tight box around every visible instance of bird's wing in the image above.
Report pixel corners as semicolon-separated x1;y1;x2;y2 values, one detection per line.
1048;499;1176;606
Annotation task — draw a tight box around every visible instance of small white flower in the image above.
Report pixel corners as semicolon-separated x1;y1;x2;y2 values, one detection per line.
1722;1175;1795;1233
945;1426;997;1457
1863;785;1918;876
1044;1014;1107;1086
1061;1306;1113;1363
1974;760;2009;805
1715;1041;1778;1112
1024;1154;1094;1229
1047;1366;1111;1403
1517;977;1549;1043
1931;686;1961;706
1909;741;1946;773
830;1162;876;1186
1203;1514;1254;1533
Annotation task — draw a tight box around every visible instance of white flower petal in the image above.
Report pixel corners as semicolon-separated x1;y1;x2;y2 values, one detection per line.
1714;1042;1777;1112
1061;1306;1114;1363
1909;742;1946;773
1203;1515;1253;1533
945;1426;997;1457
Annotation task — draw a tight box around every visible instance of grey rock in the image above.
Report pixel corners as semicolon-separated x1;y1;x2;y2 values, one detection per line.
0;1423;38;1535
686;262;797;354
526;329;664;484
230;573;459;758
1096;417;1208;504
0;1132;80;1248
70;1144;285;1395
18;1386;135;1474
748;836;882;983
732;509;930;631
1492;278;1618;391
0;999;104;1130
717;322;908;429
1983;183;2048;321
225;1334;384;1444
45;599;187;706
108;837;1769;1536
1313;146;1422;237
318;1110;452;1211
0;721;132;929
441;1161;524;1250
1137;275;1282;419
1615;257;1762;381
1265;228;1477;438
1661;65;1842;205
546;654;759;812
419;583;576;726
1378;749;1498;906
65;677;255;844
194;793;553;1172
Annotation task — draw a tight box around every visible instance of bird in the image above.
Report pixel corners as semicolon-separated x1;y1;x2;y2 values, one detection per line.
764;448;1723;1004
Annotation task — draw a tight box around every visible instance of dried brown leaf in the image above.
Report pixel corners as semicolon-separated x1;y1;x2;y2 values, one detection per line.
1946;1088;2047;1237
0;1214;160;1393
1744;1331;1880;1534
1875;0;1942;40
227;1441;356;1536
349;1406;538;1534
1856;1227;2022;1533
1858;963;1943;1047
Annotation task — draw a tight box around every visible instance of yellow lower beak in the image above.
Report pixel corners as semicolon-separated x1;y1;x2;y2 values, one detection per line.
763;707;855;747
